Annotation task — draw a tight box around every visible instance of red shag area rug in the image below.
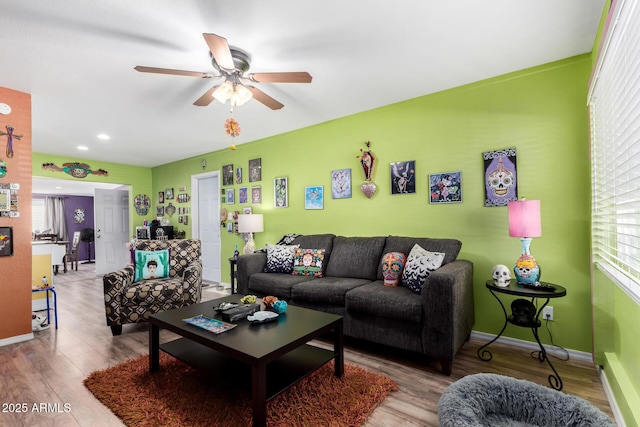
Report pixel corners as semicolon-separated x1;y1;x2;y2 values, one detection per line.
84;352;397;427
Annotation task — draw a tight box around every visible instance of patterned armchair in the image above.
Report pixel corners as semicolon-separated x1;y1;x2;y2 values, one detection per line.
103;239;203;335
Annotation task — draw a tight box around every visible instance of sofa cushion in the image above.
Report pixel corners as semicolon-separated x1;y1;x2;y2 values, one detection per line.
324;236;386;280
265;244;299;273
291;277;371;306
292;248;325;277
122;279;184;307
377;236;461;280
346;281;423;323
290;234;335;274
401;244;445;294
133;249;170;282
248;272;315;300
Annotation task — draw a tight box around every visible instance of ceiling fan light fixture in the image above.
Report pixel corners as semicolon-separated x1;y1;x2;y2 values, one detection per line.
231;84;253;107
212;81;233;103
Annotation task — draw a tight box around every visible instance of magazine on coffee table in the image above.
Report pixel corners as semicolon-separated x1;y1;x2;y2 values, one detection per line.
183;314;237;334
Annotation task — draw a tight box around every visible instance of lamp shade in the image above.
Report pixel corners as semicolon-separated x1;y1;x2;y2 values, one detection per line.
508;200;541;238
237;214;264;233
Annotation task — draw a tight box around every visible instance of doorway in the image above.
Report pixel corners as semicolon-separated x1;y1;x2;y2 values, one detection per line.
191;171;221;285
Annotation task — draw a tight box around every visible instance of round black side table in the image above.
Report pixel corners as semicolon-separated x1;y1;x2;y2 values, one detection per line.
477;280;567;390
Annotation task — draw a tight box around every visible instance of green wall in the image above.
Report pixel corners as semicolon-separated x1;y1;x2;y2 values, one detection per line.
154;55;593;352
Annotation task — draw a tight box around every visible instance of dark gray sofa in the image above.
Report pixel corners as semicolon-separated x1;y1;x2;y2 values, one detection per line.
236;234;474;375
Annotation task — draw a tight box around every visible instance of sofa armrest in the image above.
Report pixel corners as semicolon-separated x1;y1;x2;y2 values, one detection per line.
236;252;267;294
421;259;474;360
103;266;134;326
182;260;203;303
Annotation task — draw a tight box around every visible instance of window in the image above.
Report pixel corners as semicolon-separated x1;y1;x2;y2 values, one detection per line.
590;0;640;305
32;198;45;233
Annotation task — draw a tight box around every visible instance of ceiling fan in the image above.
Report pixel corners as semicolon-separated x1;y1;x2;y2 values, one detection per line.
135;33;312;110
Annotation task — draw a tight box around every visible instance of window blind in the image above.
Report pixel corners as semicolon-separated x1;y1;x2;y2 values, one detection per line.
590;0;640;305
32;198;46;233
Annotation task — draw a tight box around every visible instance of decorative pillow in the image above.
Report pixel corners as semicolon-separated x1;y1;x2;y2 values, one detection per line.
134;249;170;282
264;244;299;273
401;244;445;294
292;248;325;277
380;252;407;287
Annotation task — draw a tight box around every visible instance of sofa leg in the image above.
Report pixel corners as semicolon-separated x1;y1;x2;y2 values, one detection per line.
440;358;453;376
110;325;122;336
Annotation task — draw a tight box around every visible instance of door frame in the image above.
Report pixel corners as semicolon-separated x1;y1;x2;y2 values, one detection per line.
191;170;221;283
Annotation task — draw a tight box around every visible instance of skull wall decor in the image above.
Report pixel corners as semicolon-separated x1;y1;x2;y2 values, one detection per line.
511;299;536;325
491;264;512;287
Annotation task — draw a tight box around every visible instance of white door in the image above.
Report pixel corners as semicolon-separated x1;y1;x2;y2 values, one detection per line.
191;172;221;284
94;188;130;275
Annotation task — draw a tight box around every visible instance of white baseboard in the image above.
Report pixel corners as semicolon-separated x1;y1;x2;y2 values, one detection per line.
598;365;626;427
0;333;34;348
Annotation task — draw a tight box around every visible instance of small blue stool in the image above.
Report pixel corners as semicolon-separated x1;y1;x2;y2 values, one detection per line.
31;286;58;329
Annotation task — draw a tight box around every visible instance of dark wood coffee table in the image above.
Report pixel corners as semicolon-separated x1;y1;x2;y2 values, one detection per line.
149;294;344;427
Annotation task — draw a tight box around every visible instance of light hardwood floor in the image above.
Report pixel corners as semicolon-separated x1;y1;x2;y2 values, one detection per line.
0;263;615;426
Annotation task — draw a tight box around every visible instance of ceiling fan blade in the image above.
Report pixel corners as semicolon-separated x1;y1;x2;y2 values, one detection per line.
134;66;213;78
193;85;221;106
203;33;235;71
248;72;312;83
246;86;284;110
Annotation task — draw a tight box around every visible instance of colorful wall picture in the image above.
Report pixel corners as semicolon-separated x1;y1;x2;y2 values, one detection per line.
158;191;164;204
242;207;252;215
0;226;13;256
274;177;288;208
483;148;517;207
305;186;324;210
390;161;416;194
222;164;234;186
165;188;174;200
226;188;235;205
251;186;262;204
236;167;243;184
249;158;262;182
331;169;352;199
429;171;462;204
239;187;248;204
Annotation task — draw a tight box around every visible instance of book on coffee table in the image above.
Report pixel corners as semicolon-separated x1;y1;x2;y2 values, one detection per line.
183;314;236;334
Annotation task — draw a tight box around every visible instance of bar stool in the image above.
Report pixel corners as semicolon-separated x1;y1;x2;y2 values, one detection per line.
31;286;58;329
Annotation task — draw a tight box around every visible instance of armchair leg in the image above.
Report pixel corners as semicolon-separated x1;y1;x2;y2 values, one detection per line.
110;325;123;336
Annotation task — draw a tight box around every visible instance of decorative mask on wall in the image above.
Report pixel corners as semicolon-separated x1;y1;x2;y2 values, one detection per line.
42;162;108;178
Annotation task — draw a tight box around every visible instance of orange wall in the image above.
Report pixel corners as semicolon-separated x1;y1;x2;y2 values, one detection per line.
0;87;32;340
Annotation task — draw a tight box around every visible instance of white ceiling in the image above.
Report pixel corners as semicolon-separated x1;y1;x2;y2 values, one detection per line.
1;0;605;168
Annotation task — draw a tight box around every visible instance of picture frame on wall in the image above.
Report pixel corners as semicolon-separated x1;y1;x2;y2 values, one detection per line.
390;161;416;194
274;177;288;208
236;167;243;184
158;191;164;204
243;207;252;215
483;147;517;207
156;206;164;216
249;158;262;182
0;226;14;257
226;188;235;204
251;186;262;204
429;171;462;204
239;187;248;204
331;169;352;199
305;186;324;210
165;188;174;200
222;164;234;186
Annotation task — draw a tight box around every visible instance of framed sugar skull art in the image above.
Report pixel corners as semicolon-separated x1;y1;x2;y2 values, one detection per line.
483;148;517;207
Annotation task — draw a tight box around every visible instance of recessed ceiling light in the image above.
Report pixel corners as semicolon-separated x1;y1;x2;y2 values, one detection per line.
55;186;62;190
97;133;110;140
77;145;89;150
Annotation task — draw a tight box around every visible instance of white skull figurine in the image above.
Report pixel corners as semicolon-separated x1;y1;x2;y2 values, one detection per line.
492;264;512;287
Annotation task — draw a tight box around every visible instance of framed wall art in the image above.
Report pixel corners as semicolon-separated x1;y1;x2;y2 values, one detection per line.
226;188;235;204
165;188;174;200
243;207;252;215
274;177;288;208
74;207;86;223
483;147;517;207
429;171;462;204
331;169;352;199
222;164;234;186
156;206;164;216
305;186;324;210
249;158;262;182
0;226;13;257
158;191;164;204
236;167;243;184
390;161;416;194
239;187;248;204
251;186;262;204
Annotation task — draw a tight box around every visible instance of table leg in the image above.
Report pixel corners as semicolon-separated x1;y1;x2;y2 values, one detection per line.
532;300;563;390
334;320;344;378
50;288;58;329
149;323;160;372
477;288;509;361
45;289;51;326
252;363;267;427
